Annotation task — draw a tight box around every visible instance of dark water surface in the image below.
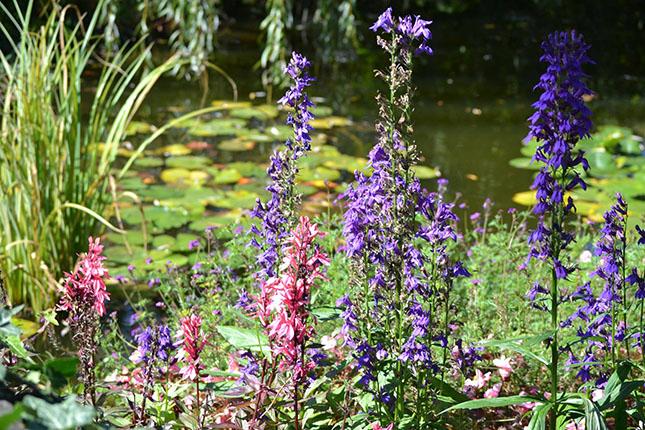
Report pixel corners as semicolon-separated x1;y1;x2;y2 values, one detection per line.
134;15;645;212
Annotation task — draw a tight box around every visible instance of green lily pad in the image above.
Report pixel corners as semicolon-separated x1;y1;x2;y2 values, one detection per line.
214;189;260;209
119;176;147;191
152;235;175;250
218;138;256;152
227;161;266;178
188;211;242;231
160;168;210;187
311;105;333;117
126;120;155;136
509;157;540;170
165;155;212;170
229;104;279;120
145;205;191;230
173;233;200;252
310;116;352;129
266;125;293;140
137;185;184;201
189;119;247;137
211;100;252;109
106;230;146;246
134;157;164;168
154;144;193;156
211;167;243;185
413;165;441;179
298;166;341;182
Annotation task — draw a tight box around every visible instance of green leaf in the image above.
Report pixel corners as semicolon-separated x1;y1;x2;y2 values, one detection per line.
2;335;30;360
527;402;551;430
480;338;548;365
216;326;269;353
22;395;95;429
583;398;608;430
441;395;538;414
0;403;24;428
0;306;23;338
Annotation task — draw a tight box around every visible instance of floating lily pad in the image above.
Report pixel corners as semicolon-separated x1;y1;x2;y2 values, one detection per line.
311;105;333;117
512;191;536;207
509;157;540;170
210;167;243;185
298;166;341;182
134;157;164;168
266;125;293;140
189;119;247;137
230;104;279;120
137;185;184;201
211;100;252;109
160;168;209;187
154;144;192;156
413;165;441;179
227;161;266;178
214;189;260;209
152;235;175;250
218;138;256;152
173;233;200;252
107;230;146;246
310;116;352;129
165;155;212;169
126;121;155;136
145;205;191;230
188;210;242;231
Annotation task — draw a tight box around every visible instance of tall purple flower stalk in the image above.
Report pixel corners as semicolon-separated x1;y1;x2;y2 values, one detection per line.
339;8;468;424
567;194;645;385
131;323;175;424
250;52;315;278
523;30;593;429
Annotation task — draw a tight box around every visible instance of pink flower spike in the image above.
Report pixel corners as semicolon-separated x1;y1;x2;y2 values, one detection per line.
176;314;206;381
254;216;329;382
58;237;110;317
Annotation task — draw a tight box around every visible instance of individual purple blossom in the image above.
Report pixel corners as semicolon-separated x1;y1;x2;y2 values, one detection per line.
188;239;201;250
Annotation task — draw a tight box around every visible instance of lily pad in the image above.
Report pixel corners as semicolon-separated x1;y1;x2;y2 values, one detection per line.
413;165;441;179
126;120;155;136
310;116;352;129
229;104;279;120
227;161;266;178
210;167;243;185
218;138;256;152
211;100;252;109
214;189;260;209
189;119;247;137
160;168;210;187
298;166;341;182
154;144;192;156
165;155;212;170
134;157;164;168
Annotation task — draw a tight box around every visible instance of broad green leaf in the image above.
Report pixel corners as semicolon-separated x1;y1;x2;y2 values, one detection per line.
441;395;538;413
527;402;550;430
216;326;269;353
22;395;95;429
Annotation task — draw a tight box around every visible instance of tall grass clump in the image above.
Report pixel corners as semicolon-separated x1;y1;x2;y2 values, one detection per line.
0;0;180;311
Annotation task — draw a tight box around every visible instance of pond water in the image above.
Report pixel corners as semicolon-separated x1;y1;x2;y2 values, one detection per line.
133;19;645;214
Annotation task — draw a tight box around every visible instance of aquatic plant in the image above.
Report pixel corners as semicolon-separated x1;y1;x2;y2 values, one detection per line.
0;0;207;311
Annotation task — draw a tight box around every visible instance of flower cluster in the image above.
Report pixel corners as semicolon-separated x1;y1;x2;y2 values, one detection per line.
339;8;469;419
132;324;175;377
177;314;207;381
526;30;593;272
58;237;110;405
257;216;329;381
250;52;315;278
567;195;645;384
369;7;433;55
59;237;110;317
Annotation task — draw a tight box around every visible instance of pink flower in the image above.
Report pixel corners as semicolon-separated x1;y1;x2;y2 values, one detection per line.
58;237;110;316
464;369;492;390
176;314;206;381
371;423;394;430
484;382;502;399
256;217;329;381
493;355;513;380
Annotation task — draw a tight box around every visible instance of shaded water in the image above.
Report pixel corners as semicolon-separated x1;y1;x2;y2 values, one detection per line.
134;16;645;212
